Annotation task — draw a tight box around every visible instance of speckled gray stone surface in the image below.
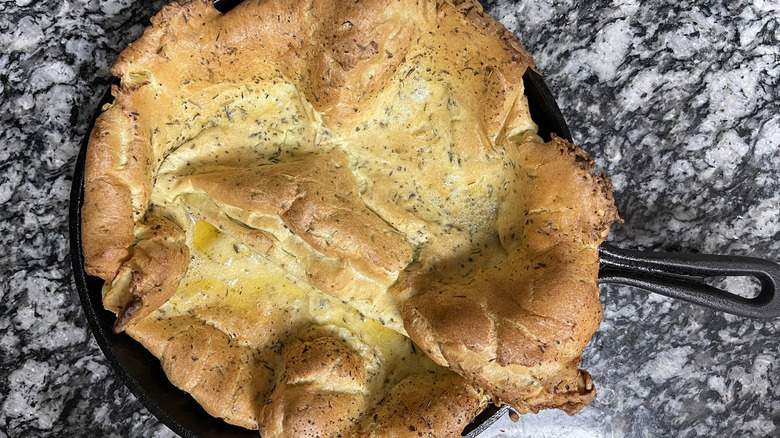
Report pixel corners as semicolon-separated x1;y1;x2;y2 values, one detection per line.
1;0;778;437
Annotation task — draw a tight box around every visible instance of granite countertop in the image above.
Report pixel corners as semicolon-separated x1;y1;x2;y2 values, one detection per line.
1;0;778;436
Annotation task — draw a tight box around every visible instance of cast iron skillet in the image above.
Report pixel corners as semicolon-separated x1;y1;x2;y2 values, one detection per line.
69;2;780;437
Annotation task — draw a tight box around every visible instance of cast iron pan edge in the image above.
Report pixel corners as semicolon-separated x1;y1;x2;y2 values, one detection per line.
69;70;570;437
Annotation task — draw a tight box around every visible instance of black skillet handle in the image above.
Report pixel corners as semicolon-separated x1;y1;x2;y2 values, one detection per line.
599;243;780;319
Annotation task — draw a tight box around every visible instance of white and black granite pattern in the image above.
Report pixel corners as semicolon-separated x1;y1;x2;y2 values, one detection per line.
1;0;778;437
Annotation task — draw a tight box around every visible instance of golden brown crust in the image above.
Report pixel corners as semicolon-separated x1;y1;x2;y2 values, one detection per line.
127;315;272;429
103;211;189;333
402;135;619;415
81;104;136;280
260;336;370;438
360;369;488;437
